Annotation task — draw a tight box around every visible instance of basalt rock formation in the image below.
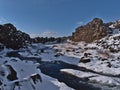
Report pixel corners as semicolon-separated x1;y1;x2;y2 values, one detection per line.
112;20;120;29
0;23;31;49
70;18;108;43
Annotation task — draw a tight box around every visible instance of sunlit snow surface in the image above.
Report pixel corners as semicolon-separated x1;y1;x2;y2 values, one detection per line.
0;29;120;90
0;47;74;90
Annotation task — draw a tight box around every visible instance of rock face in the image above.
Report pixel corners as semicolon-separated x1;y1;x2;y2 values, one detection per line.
0;23;31;49
0;43;4;51
113;20;120;29
70;18;108;43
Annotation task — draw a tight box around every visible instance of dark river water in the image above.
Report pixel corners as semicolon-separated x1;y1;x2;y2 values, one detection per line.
38;61;101;90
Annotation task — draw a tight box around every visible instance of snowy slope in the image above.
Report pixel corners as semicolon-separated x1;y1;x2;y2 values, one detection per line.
0;45;74;90
50;29;120;89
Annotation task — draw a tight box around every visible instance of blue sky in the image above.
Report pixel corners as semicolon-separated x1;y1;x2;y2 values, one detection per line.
0;0;120;37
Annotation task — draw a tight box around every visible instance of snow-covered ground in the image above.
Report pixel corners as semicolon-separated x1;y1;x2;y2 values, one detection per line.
50;32;120;89
0;28;119;90
0;46;74;90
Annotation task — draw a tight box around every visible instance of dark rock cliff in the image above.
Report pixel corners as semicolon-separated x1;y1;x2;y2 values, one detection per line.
0;23;31;49
70;18;108;43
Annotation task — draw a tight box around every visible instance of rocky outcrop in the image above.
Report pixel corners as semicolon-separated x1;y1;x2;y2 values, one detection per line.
70;18;108;43
31;36;68;44
113;20;120;29
0;23;31;49
6;65;18;81
79;53;92;63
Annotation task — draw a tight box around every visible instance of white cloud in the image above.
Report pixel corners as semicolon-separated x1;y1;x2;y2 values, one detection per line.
76;21;83;26
30;34;40;38
30;31;59;38
41;31;58;37
0;17;7;24
0;17;14;24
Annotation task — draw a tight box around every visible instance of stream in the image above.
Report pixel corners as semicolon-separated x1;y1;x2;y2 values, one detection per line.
7;51;119;90
38;61;101;90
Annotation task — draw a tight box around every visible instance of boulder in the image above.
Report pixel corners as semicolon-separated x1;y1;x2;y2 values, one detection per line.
79;57;91;63
6;65;18;81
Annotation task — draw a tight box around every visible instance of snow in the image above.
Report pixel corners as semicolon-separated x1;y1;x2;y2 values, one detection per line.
0;45;75;90
0;27;120;89
109;24;114;28
51;80;74;90
61;69;120;85
49;32;120;89
61;69;120;89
